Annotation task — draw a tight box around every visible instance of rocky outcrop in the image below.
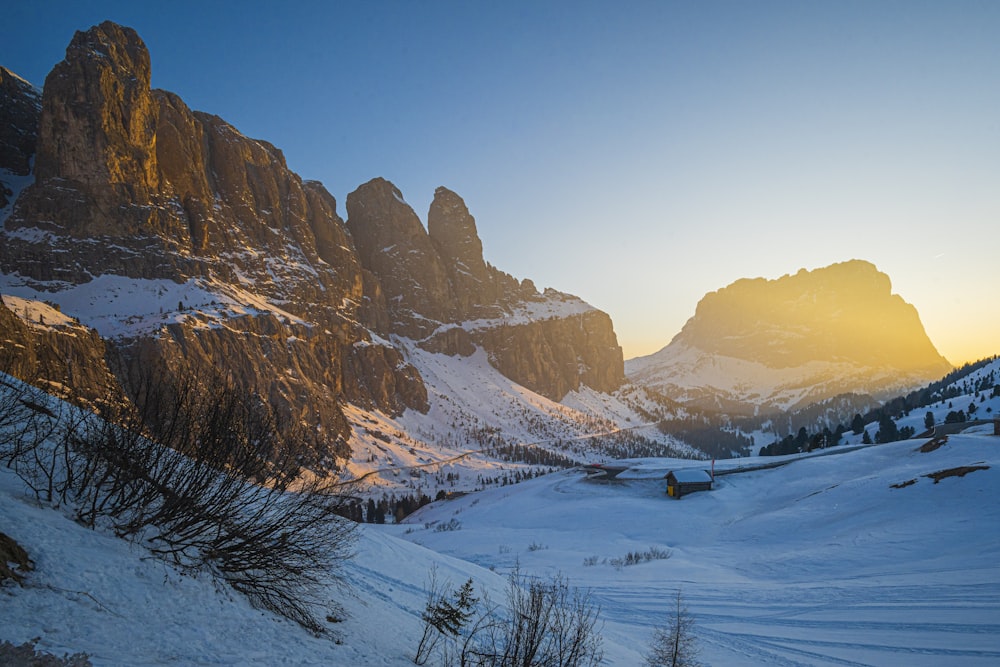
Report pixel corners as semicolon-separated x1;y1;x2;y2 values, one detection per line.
472;309;625;398
34;22;159;206
346;180;624;399
0;67;40;209
1;21;627;465
0;298;117;409
120;315;427;466
672;260;949;371
346;178;456;337
627;260;953;412
428;186;502;314
0;67;40;176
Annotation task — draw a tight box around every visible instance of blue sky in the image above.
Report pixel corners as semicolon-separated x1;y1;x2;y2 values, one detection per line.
3;1;999;364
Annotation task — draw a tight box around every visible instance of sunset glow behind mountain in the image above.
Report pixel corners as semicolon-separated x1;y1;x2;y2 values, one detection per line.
4;1;997;364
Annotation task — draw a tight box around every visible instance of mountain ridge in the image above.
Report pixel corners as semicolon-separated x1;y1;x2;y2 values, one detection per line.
0;21;625;473
628;260;953;413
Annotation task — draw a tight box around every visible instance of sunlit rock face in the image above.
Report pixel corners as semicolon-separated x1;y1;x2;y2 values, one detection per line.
346;180;625;399
0;21;427;465
1;20;627;465
346;178;458;337
627;260;953;413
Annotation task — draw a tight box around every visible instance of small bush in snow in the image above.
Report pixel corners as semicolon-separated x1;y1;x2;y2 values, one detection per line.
434;518;462;532
645;590;701;667
609;546;673;571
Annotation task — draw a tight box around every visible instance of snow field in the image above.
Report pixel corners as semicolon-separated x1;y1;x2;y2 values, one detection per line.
401;434;1000;665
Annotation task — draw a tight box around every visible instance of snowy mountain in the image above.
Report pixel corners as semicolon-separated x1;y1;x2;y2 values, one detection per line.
0;21;632;488
627;260;953;414
3;365;998;665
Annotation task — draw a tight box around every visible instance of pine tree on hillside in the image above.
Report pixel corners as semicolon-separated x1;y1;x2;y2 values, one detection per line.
851;414;865;435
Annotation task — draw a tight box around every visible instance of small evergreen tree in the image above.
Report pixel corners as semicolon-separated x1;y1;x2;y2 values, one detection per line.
924;411;935;430
851;413;865;435
875;414;899;443
414;569;477;665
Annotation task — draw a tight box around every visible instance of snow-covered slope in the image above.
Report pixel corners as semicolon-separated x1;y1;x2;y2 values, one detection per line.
626;340;930;412
4;413;998;665
339;340;695;498
404;434;1000;665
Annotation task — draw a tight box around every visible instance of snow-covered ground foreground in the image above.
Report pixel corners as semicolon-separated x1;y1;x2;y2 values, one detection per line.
401;433;1000;665
3;428;999;665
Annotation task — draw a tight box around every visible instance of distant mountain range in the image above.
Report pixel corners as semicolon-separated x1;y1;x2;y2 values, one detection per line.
0;21;960;475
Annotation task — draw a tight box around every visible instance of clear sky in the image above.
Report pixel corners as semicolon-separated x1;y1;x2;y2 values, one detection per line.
3;1;998;365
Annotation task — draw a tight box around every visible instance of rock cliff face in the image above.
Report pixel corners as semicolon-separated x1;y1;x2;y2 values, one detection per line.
0;67;40;209
0;21;625;466
0;297;118;410
345;180;623;397
472;307;625;399
627;260;953;413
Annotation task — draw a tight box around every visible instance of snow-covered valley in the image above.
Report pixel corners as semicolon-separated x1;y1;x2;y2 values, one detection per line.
3;419;998;665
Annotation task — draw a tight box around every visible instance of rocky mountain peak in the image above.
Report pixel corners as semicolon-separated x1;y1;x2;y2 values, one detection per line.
674;259;949;371
345;178;457;336
35;21;158;198
427;186;493;314
628;259;953;413
428;186;487;276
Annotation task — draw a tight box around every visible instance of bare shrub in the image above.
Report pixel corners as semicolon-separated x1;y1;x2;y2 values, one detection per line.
609;546;672;571
645;590;701;667
1;357;357;634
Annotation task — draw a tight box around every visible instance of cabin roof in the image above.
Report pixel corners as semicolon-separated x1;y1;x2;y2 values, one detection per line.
668;469;713;484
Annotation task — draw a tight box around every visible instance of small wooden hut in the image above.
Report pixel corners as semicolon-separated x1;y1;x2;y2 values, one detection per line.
665;469;713;499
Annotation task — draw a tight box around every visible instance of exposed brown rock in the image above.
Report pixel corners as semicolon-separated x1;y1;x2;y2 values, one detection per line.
0;298;118;410
472;309;625;400
428;186;496;313
419;326;477;357
0;532;33;586
33;21;161;225
346;178;457;337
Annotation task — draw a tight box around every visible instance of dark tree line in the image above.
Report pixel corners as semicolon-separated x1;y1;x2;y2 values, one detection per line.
657;419;754;459
758;356;999;456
